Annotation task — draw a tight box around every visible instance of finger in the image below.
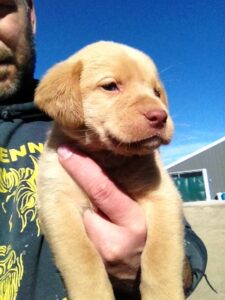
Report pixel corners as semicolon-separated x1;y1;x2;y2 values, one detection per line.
57;146;140;226
83;209;131;261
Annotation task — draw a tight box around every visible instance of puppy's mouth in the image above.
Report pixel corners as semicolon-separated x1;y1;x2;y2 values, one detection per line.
106;132;167;151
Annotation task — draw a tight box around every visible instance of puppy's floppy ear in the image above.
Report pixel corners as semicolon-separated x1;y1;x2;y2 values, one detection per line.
35;60;83;128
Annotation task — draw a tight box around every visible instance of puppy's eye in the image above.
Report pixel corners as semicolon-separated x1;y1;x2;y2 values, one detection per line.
101;82;119;92
154;88;161;98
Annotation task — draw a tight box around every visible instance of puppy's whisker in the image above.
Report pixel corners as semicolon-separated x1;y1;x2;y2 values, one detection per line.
159;64;176;75
75;128;92;133
75;129;97;137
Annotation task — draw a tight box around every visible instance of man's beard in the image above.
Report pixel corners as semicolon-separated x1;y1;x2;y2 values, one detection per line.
0;22;36;102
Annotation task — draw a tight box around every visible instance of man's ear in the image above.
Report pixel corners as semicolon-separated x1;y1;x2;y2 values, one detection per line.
35;61;83;128
26;0;36;34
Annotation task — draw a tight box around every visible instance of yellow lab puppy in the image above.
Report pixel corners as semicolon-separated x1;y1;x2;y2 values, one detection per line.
35;41;185;300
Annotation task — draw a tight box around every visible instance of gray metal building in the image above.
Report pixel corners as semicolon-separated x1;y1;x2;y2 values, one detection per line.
167;136;225;200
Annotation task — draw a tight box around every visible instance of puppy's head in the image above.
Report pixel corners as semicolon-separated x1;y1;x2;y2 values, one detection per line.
35;41;173;156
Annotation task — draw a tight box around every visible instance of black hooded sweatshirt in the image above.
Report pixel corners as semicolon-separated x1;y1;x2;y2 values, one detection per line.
0;80;207;299
0;80;67;299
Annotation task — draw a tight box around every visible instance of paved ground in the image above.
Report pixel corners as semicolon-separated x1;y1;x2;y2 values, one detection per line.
184;201;225;300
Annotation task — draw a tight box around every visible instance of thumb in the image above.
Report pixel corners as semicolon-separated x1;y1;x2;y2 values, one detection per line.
57;145;139;227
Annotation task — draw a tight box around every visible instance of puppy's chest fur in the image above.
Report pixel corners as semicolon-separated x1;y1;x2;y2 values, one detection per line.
45;127;163;202
91;152;162;198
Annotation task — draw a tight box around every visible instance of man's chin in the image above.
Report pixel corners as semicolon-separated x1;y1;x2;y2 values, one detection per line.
0;79;19;101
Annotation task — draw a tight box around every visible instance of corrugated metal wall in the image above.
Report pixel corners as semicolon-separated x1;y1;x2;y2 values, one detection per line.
168;140;225;198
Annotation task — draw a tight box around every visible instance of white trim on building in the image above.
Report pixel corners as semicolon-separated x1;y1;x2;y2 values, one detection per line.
166;136;225;169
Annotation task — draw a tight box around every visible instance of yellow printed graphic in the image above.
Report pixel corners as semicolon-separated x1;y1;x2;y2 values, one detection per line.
0;155;40;235
0;245;24;300
0;143;43;164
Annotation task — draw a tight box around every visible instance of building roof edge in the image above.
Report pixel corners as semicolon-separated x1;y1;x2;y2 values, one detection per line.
166;136;225;169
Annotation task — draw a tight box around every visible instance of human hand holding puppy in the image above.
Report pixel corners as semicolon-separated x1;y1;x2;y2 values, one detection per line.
58;147;193;296
58;145;147;282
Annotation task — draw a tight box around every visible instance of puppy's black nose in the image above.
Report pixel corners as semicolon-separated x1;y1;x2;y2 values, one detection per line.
145;109;168;129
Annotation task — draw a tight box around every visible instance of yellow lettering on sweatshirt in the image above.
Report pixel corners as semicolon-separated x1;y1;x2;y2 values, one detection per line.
0;148;10;163
9;145;26;162
0;143;43;163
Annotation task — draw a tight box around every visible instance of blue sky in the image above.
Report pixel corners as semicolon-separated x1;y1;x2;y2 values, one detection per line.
34;0;225;165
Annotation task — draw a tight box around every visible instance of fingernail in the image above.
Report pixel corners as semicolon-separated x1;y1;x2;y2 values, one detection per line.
57;146;73;160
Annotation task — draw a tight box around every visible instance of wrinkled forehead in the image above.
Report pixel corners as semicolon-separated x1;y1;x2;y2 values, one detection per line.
69;43;160;84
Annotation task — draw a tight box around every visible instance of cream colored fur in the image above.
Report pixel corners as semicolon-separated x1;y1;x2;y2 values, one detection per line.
35;41;185;300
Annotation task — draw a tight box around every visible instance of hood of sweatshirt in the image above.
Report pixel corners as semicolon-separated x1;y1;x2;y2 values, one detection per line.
0;79;49;121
